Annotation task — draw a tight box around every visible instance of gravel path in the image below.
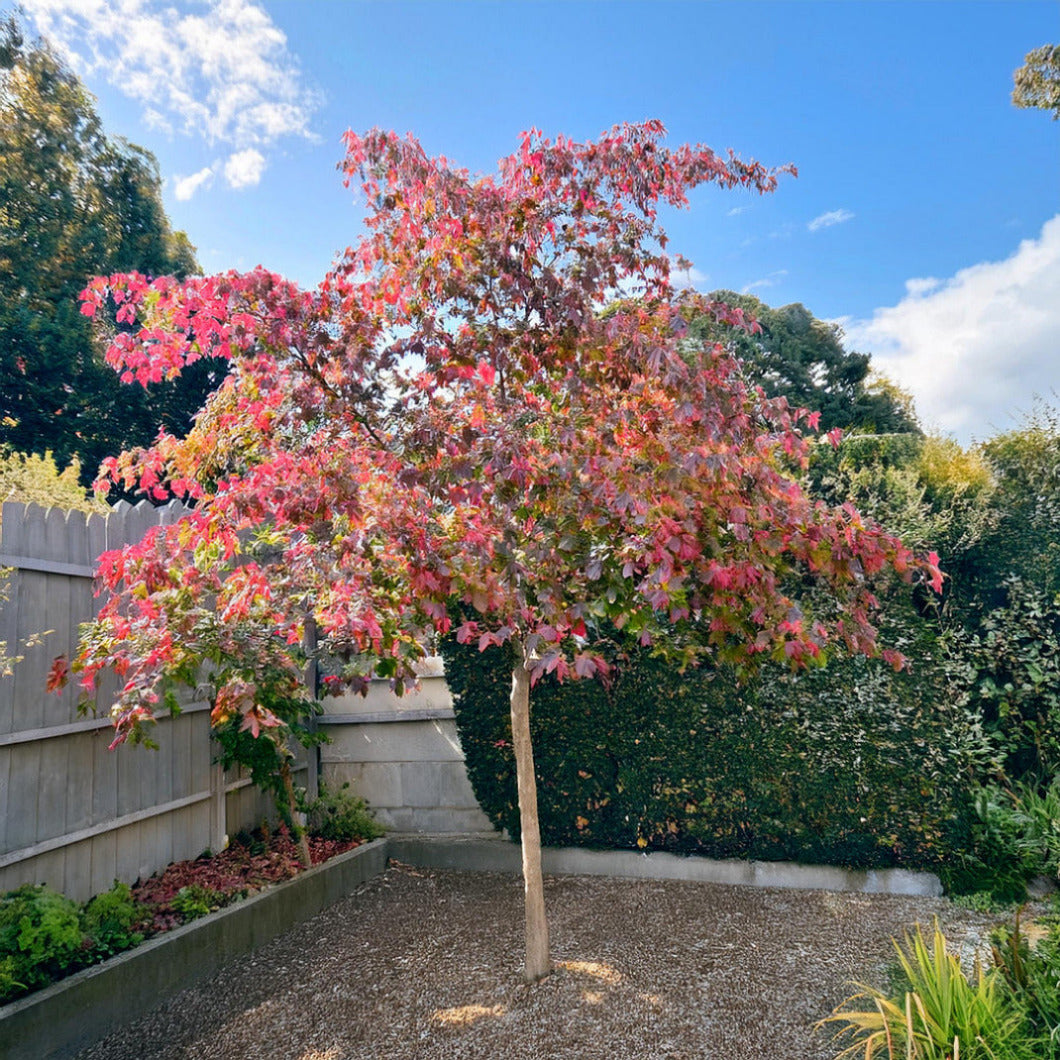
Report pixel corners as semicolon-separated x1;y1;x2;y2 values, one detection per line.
76;863;994;1060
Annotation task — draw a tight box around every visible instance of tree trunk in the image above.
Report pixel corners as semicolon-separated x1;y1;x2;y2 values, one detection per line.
510;643;551;982
280;758;313;869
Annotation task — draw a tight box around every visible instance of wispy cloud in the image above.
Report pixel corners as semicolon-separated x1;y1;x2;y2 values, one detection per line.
903;276;941;297
726;206;748;217
741;269;788;294
808;208;855;232
174;165;215;201
24;0;320;196
840;215;1060;443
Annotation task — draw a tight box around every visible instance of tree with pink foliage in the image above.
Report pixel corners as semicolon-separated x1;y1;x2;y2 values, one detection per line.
58;121;940;981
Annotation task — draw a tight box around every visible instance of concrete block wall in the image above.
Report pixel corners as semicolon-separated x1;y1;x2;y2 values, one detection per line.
318;658;495;835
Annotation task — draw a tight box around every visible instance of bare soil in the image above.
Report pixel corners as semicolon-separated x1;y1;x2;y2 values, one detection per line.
76;862;996;1060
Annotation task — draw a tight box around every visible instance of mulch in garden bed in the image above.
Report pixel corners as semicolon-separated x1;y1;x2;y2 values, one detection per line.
132;826;363;934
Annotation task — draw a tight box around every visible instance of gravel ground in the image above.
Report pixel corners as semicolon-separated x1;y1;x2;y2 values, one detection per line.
76;862;996;1060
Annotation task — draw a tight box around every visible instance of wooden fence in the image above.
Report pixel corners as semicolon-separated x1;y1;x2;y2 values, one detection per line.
0;500;276;901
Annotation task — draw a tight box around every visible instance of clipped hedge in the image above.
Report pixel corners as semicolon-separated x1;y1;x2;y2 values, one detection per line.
443;634;991;872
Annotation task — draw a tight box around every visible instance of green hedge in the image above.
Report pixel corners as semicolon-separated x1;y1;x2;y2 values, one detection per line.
443;634;991;871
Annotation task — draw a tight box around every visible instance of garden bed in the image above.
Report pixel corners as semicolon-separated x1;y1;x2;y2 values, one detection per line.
0;838;388;1060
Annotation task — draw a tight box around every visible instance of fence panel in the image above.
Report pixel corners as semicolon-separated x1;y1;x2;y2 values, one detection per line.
0;500;273;901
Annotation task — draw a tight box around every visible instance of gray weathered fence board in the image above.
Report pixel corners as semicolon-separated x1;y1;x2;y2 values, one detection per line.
0;501;285;901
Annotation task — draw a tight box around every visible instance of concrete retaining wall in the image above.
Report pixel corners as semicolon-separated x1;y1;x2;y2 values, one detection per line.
319;658;494;835
0;838;388;1060
388;836;945;897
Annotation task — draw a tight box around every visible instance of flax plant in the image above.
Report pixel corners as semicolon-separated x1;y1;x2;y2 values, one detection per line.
821;922;1039;1060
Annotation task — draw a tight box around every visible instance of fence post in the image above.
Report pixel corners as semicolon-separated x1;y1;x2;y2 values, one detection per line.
210;757;227;854
303;617;320;802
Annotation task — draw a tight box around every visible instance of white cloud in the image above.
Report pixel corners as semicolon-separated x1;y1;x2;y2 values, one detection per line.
741;269;788;294
674;265;708;289
841;215;1060;443
667;256;708;290
727;206;748;217
903;276;941;297
808;209;855;232
24;0;319;193
224;148;265;189
174;165;216;201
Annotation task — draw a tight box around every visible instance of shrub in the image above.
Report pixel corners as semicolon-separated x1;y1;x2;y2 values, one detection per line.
0;885;85;1002
944;778;1060;901
944;579;1060;781
1008;776;1060;882
0;450;98;518
821;922;1040;1059
939;787;1037;902
991;913;1060;1058
80;882;143;960
305;781;385;843
443;633;990;872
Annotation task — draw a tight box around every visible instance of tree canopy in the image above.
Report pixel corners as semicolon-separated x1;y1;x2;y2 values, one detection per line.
0;14;220;483
62;121;939;981
1012;43;1060;120
689;290;921;434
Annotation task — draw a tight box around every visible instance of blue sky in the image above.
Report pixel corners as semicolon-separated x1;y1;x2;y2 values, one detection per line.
21;0;1060;443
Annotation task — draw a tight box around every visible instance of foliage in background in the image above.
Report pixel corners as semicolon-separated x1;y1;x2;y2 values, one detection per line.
688;291;921;434
965;404;1060;603
0;449;99;516
943;579;1060;782
822;922;1043;1060
808;432;995;571
1012;43;1060;120
0;13;222;484
0;447;103;673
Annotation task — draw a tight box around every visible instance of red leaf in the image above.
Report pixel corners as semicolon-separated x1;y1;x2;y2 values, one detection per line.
46;656;69;693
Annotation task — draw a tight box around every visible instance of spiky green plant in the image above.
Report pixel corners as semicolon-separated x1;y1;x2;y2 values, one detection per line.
821;921;1039;1059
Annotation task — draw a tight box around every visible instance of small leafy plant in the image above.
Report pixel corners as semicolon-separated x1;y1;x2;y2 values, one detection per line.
169;884;228;922
80;881;143;960
304;781;385;843
942;787;1037;902
1007;776;1060;883
951;890;1021;915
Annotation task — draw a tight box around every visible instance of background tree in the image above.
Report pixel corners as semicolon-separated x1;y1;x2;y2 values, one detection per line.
0;13;220;484
688;291;921;434
1012;43;1060;119
1;447;101;675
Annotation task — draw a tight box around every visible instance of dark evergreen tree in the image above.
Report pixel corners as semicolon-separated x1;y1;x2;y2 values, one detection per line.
0;13;221;485
691;290;921;434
